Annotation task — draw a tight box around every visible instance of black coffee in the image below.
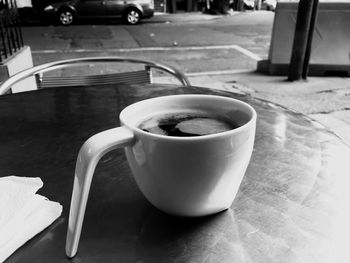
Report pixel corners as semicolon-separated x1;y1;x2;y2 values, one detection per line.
139;111;238;137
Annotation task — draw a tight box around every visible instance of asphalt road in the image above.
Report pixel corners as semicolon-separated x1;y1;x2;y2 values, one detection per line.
21;11;274;74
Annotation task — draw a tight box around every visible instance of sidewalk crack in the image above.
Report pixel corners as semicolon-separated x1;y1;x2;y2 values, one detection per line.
316;107;350;114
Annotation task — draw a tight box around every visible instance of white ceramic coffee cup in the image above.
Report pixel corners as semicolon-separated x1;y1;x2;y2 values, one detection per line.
66;94;256;258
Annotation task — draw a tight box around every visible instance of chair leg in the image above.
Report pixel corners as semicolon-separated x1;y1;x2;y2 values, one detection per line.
145;65;152;84
35;73;43;89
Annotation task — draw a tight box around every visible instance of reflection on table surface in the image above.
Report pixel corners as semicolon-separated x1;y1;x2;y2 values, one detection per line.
0;84;349;263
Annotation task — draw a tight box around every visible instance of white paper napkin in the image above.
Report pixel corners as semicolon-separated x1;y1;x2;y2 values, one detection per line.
0;176;62;262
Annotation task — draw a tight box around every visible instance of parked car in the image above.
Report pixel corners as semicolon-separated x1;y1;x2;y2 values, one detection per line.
43;0;154;25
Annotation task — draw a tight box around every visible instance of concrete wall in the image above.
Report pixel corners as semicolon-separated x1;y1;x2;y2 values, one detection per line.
0;46;37;93
258;1;350;76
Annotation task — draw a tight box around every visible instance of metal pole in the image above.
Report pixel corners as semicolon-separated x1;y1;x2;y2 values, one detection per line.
0;18;7;61
255;0;262;10
4;15;13;56
171;0;176;13
187;0;192;11
302;0;319;79
288;0;314;81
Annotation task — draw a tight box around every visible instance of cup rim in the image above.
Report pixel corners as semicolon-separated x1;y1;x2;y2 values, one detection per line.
120;94;257;141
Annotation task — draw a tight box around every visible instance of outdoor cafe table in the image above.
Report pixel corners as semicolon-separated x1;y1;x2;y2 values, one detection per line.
1;84;350;263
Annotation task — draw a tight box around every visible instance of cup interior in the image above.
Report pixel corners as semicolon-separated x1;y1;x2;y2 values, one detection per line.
120;94;256;136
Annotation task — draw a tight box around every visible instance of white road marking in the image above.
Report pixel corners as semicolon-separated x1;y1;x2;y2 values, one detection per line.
32;45;262;61
186;69;253;76
231;45;263;61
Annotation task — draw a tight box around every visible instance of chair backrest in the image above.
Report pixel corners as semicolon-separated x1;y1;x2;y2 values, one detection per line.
36;69;152;89
0;57;191;95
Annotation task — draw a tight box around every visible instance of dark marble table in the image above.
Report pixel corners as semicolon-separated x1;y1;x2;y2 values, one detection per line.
1;84;350;263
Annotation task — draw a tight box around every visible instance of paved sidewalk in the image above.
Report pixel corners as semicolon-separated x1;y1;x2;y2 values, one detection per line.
147;12;350;146
156;71;350;146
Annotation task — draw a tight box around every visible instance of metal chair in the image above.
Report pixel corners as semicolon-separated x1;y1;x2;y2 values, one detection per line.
0;57;191;95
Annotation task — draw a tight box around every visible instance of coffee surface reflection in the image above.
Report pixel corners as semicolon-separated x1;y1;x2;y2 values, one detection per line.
139;111;238;137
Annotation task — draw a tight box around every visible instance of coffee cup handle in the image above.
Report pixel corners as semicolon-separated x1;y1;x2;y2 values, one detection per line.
65;127;134;258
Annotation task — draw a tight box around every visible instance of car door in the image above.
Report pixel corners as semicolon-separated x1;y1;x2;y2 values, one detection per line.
74;0;107;17
104;0;126;17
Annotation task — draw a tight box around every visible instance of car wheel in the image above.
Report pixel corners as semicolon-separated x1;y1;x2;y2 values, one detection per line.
124;8;141;25
58;9;75;26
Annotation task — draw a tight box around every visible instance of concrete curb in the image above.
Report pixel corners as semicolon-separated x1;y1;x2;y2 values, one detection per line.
150;12;225;23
